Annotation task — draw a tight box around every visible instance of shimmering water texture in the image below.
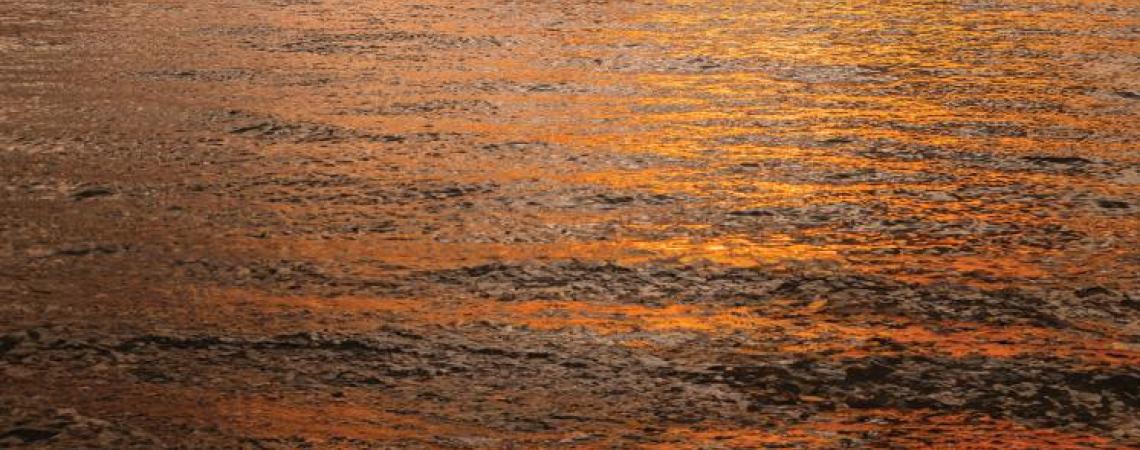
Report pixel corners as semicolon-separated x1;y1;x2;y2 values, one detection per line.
0;0;1138;448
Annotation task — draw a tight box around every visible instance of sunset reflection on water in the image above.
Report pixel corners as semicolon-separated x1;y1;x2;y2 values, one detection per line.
3;0;1138;446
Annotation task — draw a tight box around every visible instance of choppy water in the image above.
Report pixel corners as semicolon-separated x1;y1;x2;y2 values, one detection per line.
120;0;1138;289
2;0;1139;447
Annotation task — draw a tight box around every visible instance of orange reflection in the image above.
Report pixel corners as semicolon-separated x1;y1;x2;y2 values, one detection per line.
200;290;1140;367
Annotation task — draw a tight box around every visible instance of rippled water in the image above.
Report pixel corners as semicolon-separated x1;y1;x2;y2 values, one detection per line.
145;0;1139;289
2;0;1139;447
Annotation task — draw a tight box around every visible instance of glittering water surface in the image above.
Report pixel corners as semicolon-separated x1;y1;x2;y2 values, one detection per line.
2;0;1139;447
142;0;1139;288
